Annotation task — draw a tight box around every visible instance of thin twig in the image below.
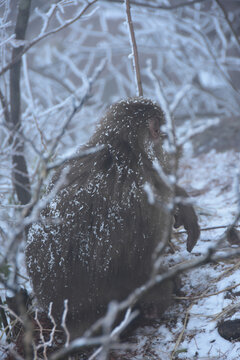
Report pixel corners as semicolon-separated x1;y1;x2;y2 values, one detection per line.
46;145;104;172
22;54;48;152
47;302;57;349
35;310;47;359
124;0;143;96
171;304;193;359
61;300;70;348
88;308;137;360
104;0;208;11
176;224;240;235
175;282;240;301
146;59;179;265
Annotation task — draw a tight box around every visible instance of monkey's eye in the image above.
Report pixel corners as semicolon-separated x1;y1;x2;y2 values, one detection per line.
149;119;160;139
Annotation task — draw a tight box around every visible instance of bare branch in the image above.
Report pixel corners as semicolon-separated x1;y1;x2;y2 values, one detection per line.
124;0;143;96
103;0;208;11
177;224;240;234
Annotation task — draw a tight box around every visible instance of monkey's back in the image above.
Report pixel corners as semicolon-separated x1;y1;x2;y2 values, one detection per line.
25;147;171;335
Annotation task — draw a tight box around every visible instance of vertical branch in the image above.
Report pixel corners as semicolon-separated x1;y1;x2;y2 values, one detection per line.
124;0;143;96
146;60;179;267
9;0;32;205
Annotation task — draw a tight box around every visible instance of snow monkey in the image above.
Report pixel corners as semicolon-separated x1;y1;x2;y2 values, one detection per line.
25;98;200;338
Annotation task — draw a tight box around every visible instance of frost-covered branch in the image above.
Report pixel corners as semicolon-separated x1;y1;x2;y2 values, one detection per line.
146;59;177;156
88;308;137;360
104;0;208;11
47;58;106;160
22;54;47;151
46;145;104;172
215;0;240;48
50;335;118;360
61;300;70;348
0;0;99;78
50;307;137;360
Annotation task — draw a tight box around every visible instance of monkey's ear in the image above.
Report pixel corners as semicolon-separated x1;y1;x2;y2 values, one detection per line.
174;186;200;252
149;118;160;139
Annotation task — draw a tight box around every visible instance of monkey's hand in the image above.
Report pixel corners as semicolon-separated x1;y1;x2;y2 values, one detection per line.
174;186;200;253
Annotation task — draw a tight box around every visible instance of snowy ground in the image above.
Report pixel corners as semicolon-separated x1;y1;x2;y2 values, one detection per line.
113;145;240;359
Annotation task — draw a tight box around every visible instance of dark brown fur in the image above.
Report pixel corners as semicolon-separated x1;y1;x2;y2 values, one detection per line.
25;98;199;338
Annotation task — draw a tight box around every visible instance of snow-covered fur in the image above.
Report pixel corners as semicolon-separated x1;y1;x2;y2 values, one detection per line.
25;98;189;337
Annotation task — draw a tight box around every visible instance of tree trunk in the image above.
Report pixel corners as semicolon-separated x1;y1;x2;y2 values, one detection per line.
9;0;32;205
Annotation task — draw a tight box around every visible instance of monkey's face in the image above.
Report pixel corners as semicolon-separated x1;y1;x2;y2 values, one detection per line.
149;118;160;140
139;116;168;166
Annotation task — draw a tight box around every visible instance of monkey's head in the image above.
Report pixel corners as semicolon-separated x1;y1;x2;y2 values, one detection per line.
91;97;167;159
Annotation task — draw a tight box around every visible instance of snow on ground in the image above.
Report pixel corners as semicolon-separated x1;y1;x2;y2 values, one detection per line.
115;146;240;359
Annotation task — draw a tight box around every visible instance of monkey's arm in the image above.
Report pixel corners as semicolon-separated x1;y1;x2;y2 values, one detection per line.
174;185;200;253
